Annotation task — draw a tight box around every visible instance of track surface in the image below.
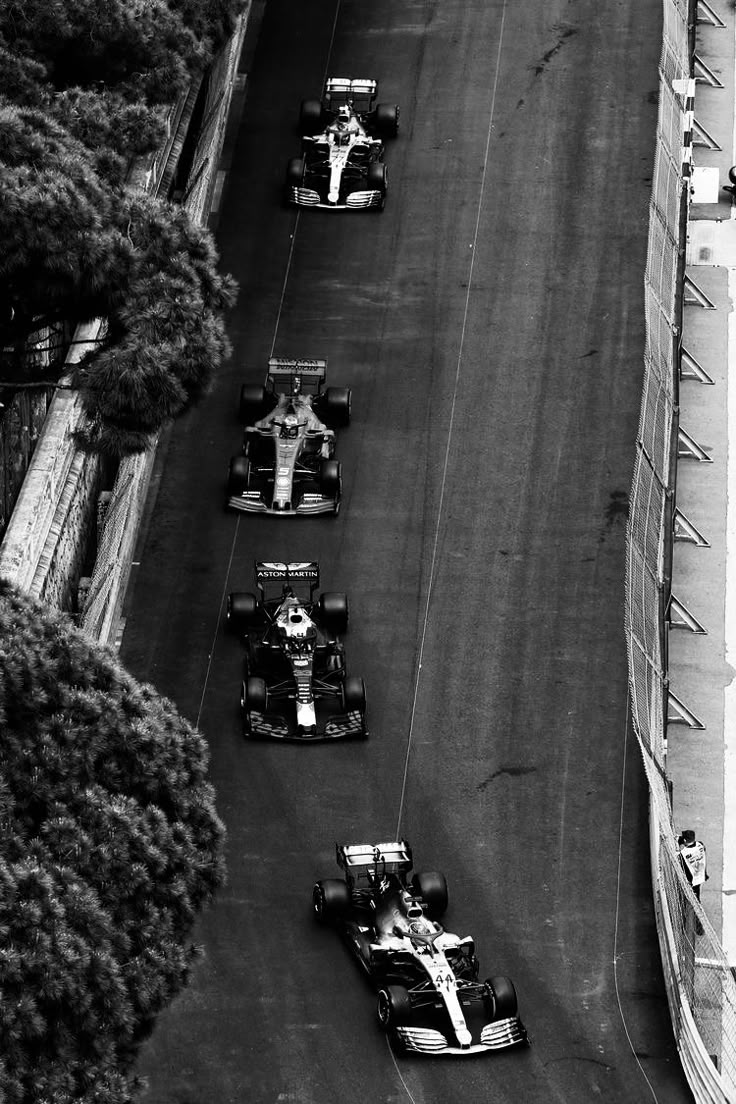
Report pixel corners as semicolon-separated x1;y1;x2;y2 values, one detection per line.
123;1;693;1101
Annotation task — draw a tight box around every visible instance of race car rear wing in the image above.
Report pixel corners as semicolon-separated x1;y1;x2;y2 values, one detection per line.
254;565;320;600
267;357;326;394
324;78;377;112
337;840;413;878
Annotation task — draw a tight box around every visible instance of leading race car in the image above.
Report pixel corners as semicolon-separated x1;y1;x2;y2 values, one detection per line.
227;357;350;516
227;561;368;740
313;840;528;1055
286;78;399;210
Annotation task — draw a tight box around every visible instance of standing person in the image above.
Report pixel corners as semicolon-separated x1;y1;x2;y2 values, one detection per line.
678;829;708;901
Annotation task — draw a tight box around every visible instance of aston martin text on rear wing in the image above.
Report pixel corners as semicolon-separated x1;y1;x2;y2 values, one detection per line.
255;561;320;584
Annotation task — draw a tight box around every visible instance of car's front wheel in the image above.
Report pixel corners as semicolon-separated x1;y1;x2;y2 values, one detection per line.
377;985;412;1030
228;455;250;495
483;975;518;1020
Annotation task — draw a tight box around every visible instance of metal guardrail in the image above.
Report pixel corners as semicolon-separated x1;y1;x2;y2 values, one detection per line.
626;1;736;1098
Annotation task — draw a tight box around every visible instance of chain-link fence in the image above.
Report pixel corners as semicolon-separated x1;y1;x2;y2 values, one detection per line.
626;0;736;1097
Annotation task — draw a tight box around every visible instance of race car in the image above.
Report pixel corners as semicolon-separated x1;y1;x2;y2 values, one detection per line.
227;561;368;740
286;77;399;210
313;840;528;1055
227;357;350;516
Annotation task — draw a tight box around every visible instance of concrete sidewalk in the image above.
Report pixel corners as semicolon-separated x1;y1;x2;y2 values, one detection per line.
670;4;736;961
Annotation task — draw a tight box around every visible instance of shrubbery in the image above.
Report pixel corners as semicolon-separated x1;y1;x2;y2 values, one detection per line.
0;579;226;1102
0;0;245;454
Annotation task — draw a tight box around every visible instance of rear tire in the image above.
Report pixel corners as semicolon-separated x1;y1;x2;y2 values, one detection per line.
377;985;412;1030
374;103;399;138
484;975;518;1019
411;871;448;919
323;387;352;428
227;592;260;631
313;879;350;922
299;99;323;135
228;455;250;495
239;384;268;425
319;591;348;634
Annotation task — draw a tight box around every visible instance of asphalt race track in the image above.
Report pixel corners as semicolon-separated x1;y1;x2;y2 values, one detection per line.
122;1;694;1101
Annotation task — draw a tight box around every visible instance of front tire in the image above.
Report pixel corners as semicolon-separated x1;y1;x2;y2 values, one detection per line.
484;975;518;1020
367;162;387;195
377;985;412;1030
342;676;366;714
320;459;342;499
228;455;250;495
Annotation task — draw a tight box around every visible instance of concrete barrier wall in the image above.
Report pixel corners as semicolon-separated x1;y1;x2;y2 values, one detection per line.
0;5;252;640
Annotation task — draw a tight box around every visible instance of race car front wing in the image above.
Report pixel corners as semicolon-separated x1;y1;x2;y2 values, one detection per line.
228;490;338;515
394;1015;528;1055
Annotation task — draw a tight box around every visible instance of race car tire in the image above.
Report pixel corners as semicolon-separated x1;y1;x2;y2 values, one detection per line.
411;871;448;919
320;459;342;498
323;387;352;428
239;384;268;424
286;155;306;185
299;99;323;135
374;103;399;138
319;591;349;634
377;985;412;1030
243;676;268;713
312;879;350;922
342;676;366;714
227;592;260;631
228;455;251;495
367;162;387;195
484;976;518;1020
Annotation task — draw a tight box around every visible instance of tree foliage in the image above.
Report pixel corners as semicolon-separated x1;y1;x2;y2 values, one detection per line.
0;579;226;1103
0;0;244;453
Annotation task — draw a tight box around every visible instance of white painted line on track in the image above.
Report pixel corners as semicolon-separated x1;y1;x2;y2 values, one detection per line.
393;0;511;836
612;705;661;1102
723;266;736;964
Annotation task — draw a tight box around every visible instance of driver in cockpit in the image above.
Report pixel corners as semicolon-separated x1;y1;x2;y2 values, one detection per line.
327;104;360;145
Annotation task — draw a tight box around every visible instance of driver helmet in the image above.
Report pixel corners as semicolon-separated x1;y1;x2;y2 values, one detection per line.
280;412;299;439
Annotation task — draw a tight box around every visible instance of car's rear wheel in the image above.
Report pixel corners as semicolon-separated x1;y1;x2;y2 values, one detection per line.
377;985;412;1030
374;103;399;138
228;455;250;495
299;99;323;135
319;591;348;634
312;879;350;922
342;676;366;714
323;387;352;428
411;871;448;919
239;384;269;425
227;592;260;632
483;975;518;1020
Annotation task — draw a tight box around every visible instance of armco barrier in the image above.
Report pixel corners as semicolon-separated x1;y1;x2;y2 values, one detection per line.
626;0;736;1099
0;5;251;642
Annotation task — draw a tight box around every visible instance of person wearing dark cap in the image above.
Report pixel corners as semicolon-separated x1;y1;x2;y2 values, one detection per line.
678;829;708;901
